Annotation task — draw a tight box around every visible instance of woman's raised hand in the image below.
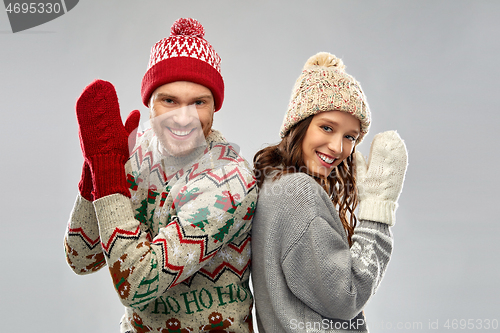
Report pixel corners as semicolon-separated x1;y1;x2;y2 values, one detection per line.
355;131;408;226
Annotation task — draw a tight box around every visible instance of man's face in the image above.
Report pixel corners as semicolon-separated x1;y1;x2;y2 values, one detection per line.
149;81;215;156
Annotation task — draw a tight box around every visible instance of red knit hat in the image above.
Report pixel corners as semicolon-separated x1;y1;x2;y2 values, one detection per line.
141;18;224;111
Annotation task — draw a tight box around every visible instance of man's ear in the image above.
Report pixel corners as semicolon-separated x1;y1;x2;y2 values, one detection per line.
148;96;154;118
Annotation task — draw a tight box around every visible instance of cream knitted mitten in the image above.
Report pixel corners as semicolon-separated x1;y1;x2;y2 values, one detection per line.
355;131;408;226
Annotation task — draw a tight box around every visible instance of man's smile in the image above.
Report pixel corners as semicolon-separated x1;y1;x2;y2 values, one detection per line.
167;127;197;139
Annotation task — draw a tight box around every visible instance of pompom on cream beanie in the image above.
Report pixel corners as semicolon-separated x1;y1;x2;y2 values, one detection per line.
280;52;371;143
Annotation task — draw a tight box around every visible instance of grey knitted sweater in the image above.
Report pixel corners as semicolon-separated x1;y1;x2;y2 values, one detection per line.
251;172;393;332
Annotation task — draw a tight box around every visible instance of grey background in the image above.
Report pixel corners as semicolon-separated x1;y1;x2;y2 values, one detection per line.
1;1;499;332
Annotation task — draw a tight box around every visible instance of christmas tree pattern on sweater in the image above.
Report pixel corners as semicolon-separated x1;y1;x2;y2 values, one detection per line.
65;129;257;332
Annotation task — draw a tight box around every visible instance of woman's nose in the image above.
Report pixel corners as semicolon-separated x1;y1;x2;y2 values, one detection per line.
327;135;343;157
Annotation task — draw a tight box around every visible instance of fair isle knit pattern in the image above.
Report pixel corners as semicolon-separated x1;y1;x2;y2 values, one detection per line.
148;18;221;73
65;129;257;333
65;196;106;274
140;18;224;111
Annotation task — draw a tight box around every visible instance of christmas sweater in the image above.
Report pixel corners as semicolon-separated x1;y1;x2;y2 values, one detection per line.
251;172;393;333
65;129;257;333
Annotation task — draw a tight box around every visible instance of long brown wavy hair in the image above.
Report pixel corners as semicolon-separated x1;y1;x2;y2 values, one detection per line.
253;116;359;246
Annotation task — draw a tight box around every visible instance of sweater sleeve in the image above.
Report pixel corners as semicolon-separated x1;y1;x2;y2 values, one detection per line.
92;162;257;310
280;177;393;321
64;194;107;275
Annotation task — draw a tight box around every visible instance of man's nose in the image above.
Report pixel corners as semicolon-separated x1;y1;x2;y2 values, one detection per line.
172;105;196;127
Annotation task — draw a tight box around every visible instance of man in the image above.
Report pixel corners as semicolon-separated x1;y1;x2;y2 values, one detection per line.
64;18;257;332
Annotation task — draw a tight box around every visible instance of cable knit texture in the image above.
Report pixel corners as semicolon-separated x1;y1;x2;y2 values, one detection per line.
78;161;94;201
280;52;370;143
356;131;408;226
76;79;140;199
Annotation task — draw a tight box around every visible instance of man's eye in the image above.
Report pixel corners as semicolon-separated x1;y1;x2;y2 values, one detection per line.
164;98;174;103
194;100;205;106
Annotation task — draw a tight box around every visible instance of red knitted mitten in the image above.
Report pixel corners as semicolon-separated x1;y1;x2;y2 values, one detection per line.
76;79;140;200
78;161;94;201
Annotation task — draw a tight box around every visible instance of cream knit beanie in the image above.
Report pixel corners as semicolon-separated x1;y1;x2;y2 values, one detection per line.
280;52;371;143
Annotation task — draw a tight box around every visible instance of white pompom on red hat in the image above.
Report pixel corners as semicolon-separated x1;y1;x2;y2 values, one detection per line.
141;18;224;111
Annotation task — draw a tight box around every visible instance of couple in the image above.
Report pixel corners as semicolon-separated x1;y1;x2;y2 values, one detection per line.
64;18;408;333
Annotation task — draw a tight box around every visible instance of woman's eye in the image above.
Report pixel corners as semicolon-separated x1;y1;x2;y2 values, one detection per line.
321;125;332;132
346;135;356;142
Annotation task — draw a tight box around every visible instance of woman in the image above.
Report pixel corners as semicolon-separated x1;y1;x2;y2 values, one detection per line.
252;52;408;332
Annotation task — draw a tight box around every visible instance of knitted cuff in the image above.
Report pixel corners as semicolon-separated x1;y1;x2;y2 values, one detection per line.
93;194;136;233
358;199;398;226
78;162;94;202
88;154;130;200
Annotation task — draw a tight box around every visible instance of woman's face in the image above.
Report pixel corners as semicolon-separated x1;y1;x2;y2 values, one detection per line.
301;110;361;178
